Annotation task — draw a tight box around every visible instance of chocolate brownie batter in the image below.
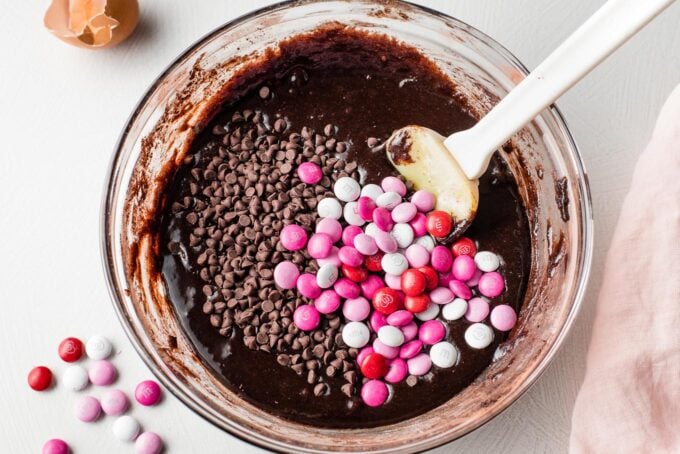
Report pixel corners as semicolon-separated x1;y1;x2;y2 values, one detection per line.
158;29;530;428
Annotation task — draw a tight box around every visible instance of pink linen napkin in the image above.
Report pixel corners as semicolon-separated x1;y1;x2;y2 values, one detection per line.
570;83;680;453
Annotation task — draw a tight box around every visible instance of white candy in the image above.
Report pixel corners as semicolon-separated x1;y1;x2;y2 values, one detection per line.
391;223;414;248
63;365;89;391
377;325;405;347
316;263;338;289
364;222;380;238
334;177;361;202
381;252;408;275
343;201;365;226
86;335;113;360
361;184;384;201
465;323;494;349
376;191;402;210
112;415;141;442
342;321;370;348
474;251;501;272
442;298;468;321
415;302;440;321
430;342;459;368
317;198;343;219
415;235;436;252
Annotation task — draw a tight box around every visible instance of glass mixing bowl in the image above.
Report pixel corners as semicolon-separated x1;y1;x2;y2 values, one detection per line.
102;1;593;452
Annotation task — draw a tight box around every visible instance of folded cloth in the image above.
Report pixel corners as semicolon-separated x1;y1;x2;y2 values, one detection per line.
570;83;680;453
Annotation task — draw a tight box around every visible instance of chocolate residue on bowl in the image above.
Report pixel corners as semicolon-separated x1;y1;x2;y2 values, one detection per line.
555;176;570;222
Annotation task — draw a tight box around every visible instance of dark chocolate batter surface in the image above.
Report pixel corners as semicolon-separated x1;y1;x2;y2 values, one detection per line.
158;29;530;428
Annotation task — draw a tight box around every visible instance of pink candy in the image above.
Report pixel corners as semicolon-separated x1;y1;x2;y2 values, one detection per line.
101;389;129;416
404;244;429;268
452;255;476;281
361;379;389;407
338;246;364;267
409;213;428;237
74;396;101;422
384;358;408;383
273;261;299;289
307;233;334;259
391;202;417;223
135;380;162;406
88;360;117;386
297;273;322;299
373;339;399;359
316;218;342;243
449;279;472;300
466;268;483;287
384;273;401;290
399;340;423;359
401;321;418;341
478;272;505;298
438;272;455;287
373;230;398;254
280;224;308;251
42;439;69;454
343;297;371;321
407;353;432;376
429;287;454;304
369;311;388;332
334;278;360;299
353;233;378;256
465;297;490;322
342;225;363;246
386;310;413;327
360;275;384;299
411;190;435;212
430;245;453;273
356;346;374;366
294;305;321;331
357;196;377;221
316;246;341;267
419;320;446;345
490;304;517;331
314;290;341;314
381;176;407;196
135;432;164;454
297;162;323;184
373;207;394;232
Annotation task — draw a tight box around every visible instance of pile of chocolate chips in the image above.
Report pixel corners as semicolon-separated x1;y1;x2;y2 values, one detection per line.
168;107;364;397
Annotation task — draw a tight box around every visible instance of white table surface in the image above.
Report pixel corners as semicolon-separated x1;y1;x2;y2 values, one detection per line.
2;1;679;452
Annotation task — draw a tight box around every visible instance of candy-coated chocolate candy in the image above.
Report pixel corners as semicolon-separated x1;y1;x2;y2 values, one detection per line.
384;272;401;290
377;325;405;347
294;305;321;331
430;342;458;368
360;275;384;299
384;358;408;383
430;245;453;273
451;237;477;257
364;252;384;272
28;366;53;391
316;263;339;289
374;230;398;253
474;251;500;272
478;272;505;298
452;255;476;281
334;277;360;299
361;379;389;407
317;197;342;219
280;224;308;251
442;299;468;321
408;212;428;237
360;352;389;379
113;415;141;442
316;247;341;268
465;297;490;322
135;432;163;454
415;235;435;251
369;311;388;332
410;190;436;212
490;305;517;331
353;233;378;256
273;261;299;289
342;321;370;348
372;287;403;315
364;222;380;238
449;279;472;300
438;272;455;287
58;337;84;363
63;365;89;391
101;389;129;416
343;201;365;226
338;246;363;267
356;346;375;367
399;340;423;359
342;225;363;246
414;302;439;321
42;439;69;454
404;244;429;268
404;294;429;313
381;176;407;196
376;191;401;210
407;353;432;376
342;264;368;283
426;210;452;238
74;395;101;422
360;183;384;201
386;310;413;327
465;323;494;349
400;269;426;297
314;289;342;314
381;252;408;275
135;380;161;406
429;287;454;305
297;162;323;184
391;202;417;223
391;223;414;248
466;269;483;287
419;320;446;345
343;297;371;322
316;217;342;242
334;176;361;202
297;273;322;299
307;233;333;259
417;266;439;290
86;335;112;360
357;196;377;221
372;207;394;232
88;360;117;386
373;339;399;359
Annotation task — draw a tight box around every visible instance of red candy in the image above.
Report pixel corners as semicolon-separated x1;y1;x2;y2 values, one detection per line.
451;237;477;257
417;266;439;291
364;252;384;273
58;337;84;362
404;294;430;313
400;269;426;297
372;288;403;315
341;264;368;283
28;366;53;391
360;352;389;379
426;210;452;238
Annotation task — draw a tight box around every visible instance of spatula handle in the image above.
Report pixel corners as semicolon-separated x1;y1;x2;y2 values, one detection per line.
445;0;676;180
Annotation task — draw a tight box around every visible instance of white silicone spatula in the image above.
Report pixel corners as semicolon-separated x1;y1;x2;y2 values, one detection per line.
386;0;675;230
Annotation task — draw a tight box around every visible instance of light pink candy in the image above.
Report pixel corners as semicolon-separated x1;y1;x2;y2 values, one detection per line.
314;290;341;314
357;196;377;221
386;310;413;327
466;268;483;287
280;224;307;251
101;389;129;416
316;218;342;243
490;305;517;331
407;353;432;376
374;230;398;253
465;297;490;322
360;275;384;299
384;358;408;383
369;311;388;332
297;162;322;184
401;321;418;341
404;244;429;268
307;233;333;259
74;395;101;422
452;255;476;281
419;320;446;345
478;272;505;298
449;279;472;300
356;346;375;366
274;261;299;289
334;278;360;299
338;246;363;267
430;245;453;273
343;297;371;321
381;176;407;196
316;246;341;267
399;339;423;359
411;190;435;212
409;213;428;237
353;233;378;256
293;305;321;331
391;202;417;223
373;339;399;359
429;287;455;304
297;273;322;299
135;432;164;454
88;360;117;386
361;379;389;407
342;225;363;246
373;207;394;232
384;273;401;290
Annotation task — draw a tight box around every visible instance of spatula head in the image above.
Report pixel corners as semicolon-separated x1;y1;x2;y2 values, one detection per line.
386;126;479;237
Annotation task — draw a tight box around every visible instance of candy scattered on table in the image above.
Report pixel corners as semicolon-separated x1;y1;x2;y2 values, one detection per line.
42;438;69;454
63;365;89;391
135;380;162;406
58;337;84;363
74;395;101;422
112;415;141;442
101;389;129;416
88;360;117;386
86;335;113;360
28;366;53;391
135;432;164;454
